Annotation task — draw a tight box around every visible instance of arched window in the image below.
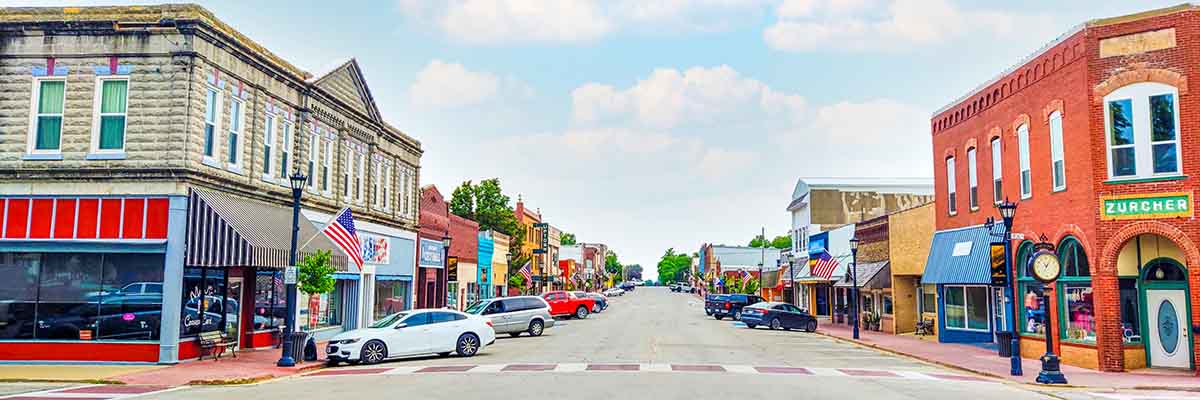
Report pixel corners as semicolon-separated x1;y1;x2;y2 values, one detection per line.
1057;236;1094;343
1016;241;1046;335
1143;259;1185;281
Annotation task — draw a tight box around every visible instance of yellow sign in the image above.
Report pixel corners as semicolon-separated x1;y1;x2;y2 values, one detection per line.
1099;191;1193;220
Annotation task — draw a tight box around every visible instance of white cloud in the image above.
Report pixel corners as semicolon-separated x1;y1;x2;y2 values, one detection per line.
764;0;1047;52
396;0;768;44
408;60;532;108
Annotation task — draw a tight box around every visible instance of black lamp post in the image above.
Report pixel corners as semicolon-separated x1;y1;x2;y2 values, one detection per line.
277;171;307;367
505;253;513;297
849;237;860;340
442;236;452;308
786;253;797;306
998;199;1023;377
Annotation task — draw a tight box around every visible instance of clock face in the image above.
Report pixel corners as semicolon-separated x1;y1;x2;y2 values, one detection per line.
1031;252;1061;282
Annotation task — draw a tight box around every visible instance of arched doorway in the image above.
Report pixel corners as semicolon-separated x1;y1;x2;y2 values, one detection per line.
1141;258;1191;368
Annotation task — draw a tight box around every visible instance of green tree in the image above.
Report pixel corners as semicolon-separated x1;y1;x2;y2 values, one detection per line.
656;248;692;285
297;250;336;296
444;178;526;271
448;180;476;220
560;232;577;245
770;235;791;249
605;250;622;278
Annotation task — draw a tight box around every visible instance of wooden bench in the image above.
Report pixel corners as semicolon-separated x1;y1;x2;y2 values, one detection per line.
198;330;236;360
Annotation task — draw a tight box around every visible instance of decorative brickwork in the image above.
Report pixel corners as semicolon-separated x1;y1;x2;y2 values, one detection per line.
1042;99;1065;123
1093;66;1188;103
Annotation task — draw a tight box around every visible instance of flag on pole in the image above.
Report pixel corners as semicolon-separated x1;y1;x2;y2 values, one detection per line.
810;251;839;280
519;261;533;286
321;207;363;271
741;268;752;281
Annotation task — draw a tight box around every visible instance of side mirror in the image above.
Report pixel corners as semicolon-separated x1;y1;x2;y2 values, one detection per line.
394;323;408;330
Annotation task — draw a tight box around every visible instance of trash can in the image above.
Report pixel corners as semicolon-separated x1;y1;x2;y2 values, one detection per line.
288;331;310;363
995;332;1013;358
303;337;318;361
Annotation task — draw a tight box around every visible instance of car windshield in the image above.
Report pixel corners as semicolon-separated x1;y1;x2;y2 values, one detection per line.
368;312;407;328
464;301;488;314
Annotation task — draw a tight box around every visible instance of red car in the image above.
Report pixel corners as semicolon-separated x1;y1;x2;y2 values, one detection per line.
542;291;596;319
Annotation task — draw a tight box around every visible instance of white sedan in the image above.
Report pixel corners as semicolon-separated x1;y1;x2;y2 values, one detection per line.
325;308;496;365
603;288;625;297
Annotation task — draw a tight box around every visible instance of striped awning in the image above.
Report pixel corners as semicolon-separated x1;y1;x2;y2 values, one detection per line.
185;188;348;269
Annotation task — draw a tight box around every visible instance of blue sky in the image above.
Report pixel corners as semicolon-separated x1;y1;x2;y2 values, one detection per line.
18;0;1186;278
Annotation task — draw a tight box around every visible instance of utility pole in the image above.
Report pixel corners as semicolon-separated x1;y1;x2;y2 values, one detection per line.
759;226;765;295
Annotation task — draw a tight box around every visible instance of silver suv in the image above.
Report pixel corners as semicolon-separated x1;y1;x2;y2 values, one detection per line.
465;296;556;337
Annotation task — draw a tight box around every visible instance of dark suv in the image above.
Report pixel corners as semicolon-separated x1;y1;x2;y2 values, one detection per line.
711;294;764;320
703;294;727;316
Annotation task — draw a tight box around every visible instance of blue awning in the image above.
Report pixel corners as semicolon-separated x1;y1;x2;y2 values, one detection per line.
332;272;361;281
375;275;412;281
921;224;1003;285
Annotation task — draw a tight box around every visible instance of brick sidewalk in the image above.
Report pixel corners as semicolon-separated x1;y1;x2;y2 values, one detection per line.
817;322;1199;390
113;347;325;386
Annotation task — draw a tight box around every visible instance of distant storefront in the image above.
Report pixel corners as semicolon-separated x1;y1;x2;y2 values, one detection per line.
921;224;1005;344
305;210;417;325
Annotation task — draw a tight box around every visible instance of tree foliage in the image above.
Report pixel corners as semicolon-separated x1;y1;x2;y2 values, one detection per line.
297;250;336;295
605;249;622;279
445;178;527;271
560;232;577;246
721;273;761;295
749;234;791;249
656;248;692;285
449;181;476;220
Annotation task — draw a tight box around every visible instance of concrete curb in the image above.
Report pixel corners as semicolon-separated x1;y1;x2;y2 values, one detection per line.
182;362;327;386
813;330;1199;392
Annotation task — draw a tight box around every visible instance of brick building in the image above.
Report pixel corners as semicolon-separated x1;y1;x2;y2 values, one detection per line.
0;5;422;363
447;213;479;310
931;5;1200;372
417;186;449;309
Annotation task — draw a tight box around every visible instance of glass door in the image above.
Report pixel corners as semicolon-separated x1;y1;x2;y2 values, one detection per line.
992;287;1007;335
225;277;243;348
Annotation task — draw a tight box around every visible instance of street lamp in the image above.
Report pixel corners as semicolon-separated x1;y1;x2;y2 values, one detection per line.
849;237;860;340
998;199;1022;377
786;253;796;306
278;170;307;367
443;236;452;308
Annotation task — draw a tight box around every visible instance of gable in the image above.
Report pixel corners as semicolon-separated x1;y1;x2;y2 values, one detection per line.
311;59;382;123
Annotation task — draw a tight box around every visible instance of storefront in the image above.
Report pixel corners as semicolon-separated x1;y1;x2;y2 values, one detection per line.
833;261;892;332
416;238;446;308
921;224;1004;344
478;232;494;300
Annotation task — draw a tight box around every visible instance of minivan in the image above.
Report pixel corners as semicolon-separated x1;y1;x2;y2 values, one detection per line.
465;296;556;337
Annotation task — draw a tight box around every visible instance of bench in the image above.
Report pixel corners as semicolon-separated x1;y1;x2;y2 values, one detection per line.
198;330;236;360
915;318;935;336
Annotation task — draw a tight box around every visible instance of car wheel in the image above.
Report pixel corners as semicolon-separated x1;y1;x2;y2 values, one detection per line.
360;340;387;365
746;324;756;329
733;310;742;320
592;304;601;313
805;320;817;333
770;318;782;330
575;306;589;319
509;332;522;338
528;320;545;337
456;333;481;357
705;311;712;316
715;315;724;320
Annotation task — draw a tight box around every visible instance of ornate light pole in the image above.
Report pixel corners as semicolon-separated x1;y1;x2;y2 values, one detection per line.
278;171;306;367
786;253;797;305
849;237;860;340
998;199;1023;377
442;236;452;308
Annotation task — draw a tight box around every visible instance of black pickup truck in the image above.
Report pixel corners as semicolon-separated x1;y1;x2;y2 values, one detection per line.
710;294;764;320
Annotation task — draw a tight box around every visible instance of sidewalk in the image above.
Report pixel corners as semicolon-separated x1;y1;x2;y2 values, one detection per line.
0;347;326;386
817;323;1200;391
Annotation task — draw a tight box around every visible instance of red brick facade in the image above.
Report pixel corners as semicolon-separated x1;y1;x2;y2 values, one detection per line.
933;6;1200;373
417;186;449;308
449;214;480;263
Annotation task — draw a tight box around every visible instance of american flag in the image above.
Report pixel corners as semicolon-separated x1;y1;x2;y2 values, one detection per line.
321;207;363;271
519;261;532;286
741;269;752;281
810;251;839;280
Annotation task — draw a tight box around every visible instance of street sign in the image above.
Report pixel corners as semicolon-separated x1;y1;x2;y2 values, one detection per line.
284;266;297;285
1011;233;1024;240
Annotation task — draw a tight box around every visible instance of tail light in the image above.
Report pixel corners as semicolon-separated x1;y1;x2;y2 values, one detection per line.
486;320;494;327
724;302;731;310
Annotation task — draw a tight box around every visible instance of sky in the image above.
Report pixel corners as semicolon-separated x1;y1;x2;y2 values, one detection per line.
15;0;1187;280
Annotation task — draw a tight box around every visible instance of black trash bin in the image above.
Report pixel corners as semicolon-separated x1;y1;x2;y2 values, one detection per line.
995;332;1013;358
287;331;310;363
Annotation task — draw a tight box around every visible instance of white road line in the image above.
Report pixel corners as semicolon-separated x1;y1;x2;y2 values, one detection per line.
640;363;672;372
723;365;758;374
468;364;507;373
554;363;588;373
892;370;939;380
381;366;422;375
806;367;846;377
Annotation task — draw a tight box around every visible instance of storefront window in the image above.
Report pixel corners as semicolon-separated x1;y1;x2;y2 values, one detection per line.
1061;283;1096;342
447;282;459;310
920;284;936;314
882;295;893;315
1020;282;1046;335
1119;278;1141;344
944;286;989;331
0;252;163;341
374;280;410;320
254;270;284;331
180;267;228;337
300;282;342;331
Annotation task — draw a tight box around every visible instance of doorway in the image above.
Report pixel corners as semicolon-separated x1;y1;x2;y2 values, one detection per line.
225;277;243;349
1141;259;1192;369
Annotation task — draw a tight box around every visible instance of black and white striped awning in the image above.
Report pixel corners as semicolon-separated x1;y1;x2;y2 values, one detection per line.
185;188;349;269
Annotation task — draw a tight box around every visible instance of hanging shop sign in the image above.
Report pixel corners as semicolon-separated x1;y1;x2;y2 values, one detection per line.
361;234;390;265
990;243;1008;287
419;239;445;268
1100;192;1193;220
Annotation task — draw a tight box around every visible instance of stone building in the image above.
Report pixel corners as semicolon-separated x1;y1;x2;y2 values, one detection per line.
0;5;421;363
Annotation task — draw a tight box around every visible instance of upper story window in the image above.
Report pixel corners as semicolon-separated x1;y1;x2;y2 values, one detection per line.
343;146;353;200
262;113;276;181
946;156;957;215
280;121;293;179
227;98;244;170
967;147;978;210
355;152;366;203
1049;111;1066;191
1104;82;1181;180
1017;124;1031;199
322;139;332;194
381;164;391;211
91;77;128;153
307;133;318;189
29;78;66;154
203;87;221;161
990;137;1002;204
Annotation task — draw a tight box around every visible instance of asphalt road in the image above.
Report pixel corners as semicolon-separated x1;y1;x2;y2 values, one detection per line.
145;286;1066;400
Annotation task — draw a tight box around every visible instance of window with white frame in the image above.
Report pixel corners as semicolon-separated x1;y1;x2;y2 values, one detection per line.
29;77;66;154
1049;111;1066;190
322;139;332;194
280;121;293;179
355;152;365;203
372;162;382;208
227;98;244;168
203;86;220;160
307;133;317;189
343;146;353;199
943;285;990;331
381;164;391;211
92;77;128;153
946;157;957;215
991;138;1002;204
262;112;275;180
1018;124;1031;198
967;147;978;210
1104;82;1181;179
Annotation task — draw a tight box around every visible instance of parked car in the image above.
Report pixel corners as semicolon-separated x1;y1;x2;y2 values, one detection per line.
619;282;636;291
464;296;555;338
738;302;818;332
679;284;695;293
668;283;681;292
711;294;764;320
703;294;728;316
603;287;625;297
326;309;496;365
579;292;607;312
542;291;596;319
